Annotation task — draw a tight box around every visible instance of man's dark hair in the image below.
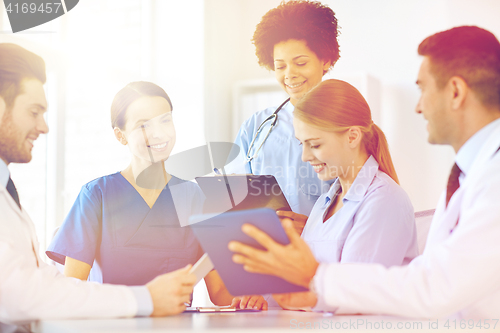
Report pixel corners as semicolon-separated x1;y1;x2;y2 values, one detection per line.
0;43;46;109
418;26;500;107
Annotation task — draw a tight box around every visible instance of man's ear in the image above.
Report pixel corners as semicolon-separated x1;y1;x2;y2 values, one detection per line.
448;76;468;110
114;127;127;145
346;127;362;148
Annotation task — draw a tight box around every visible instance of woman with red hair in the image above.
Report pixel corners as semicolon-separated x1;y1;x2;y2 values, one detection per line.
293;79;418;268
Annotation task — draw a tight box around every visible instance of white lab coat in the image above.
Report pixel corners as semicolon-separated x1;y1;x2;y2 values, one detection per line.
313;122;500;319
0;184;138;324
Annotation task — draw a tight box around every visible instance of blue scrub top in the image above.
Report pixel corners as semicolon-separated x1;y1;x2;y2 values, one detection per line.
226;101;330;215
47;173;204;286
302;156;419;268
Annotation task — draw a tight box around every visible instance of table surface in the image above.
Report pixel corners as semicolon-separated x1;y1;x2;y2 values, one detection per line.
32;309;477;333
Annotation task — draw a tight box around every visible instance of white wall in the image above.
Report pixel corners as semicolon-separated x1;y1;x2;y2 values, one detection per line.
1;0;206;251
203;0;500;211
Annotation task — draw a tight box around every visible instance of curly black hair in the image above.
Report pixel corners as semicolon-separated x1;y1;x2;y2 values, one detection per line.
252;0;340;71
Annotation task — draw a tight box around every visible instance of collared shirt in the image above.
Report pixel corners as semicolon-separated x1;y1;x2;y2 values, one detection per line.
311;118;500;318
302;156;418;268
0;159;9;189
0;159;153;317
455;117;500;184
225;100;330;215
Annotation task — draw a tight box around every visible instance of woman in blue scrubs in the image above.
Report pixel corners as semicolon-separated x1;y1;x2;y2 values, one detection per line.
226;1;340;219
47;82;266;309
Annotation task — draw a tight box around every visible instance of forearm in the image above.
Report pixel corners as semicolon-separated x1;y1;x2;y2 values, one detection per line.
204;270;233;306
315;185;500;318
209;287;234;306
64;256;91;280
314;250;496;318
0;242;137;322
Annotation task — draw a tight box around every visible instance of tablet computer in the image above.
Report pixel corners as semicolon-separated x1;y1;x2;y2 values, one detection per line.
189;208;308;296
189;253;214;285
195;175;291;214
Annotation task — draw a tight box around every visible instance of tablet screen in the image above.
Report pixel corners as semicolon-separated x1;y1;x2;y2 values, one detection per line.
189;208;308;296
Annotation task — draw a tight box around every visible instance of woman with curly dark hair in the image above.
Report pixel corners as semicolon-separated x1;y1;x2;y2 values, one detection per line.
226;0;340;230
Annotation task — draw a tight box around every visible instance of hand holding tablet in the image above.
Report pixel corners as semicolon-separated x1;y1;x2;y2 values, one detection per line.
229;218;319;289
189;208;308;296
276;210;308;235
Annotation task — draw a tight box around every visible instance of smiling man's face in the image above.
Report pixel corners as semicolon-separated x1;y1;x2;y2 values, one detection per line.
0;78;48;165
415;56;454;146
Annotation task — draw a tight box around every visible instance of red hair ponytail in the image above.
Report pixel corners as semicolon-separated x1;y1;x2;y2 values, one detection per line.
361;123;399;184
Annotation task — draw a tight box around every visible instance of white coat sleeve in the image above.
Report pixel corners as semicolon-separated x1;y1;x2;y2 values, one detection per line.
0;241;138;323
313;161;500;318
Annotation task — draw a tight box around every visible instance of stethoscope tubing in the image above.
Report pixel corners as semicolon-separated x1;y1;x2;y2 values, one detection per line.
245;98;291;163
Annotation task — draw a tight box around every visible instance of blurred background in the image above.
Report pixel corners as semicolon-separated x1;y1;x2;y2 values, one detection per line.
1;0;500;304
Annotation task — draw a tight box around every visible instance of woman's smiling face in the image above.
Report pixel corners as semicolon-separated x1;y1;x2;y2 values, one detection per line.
122;96;175;164
273;39;331;105
293;117;352;182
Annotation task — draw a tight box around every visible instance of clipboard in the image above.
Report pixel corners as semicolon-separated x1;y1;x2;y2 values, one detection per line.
195;175;291;214
189;208;308;296
184;306;260;313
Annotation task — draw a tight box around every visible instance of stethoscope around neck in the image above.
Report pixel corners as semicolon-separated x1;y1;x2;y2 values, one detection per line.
246;97;291;163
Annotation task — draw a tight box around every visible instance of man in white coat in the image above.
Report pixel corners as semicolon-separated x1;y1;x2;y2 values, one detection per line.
229;25;500;319
0;43;196;329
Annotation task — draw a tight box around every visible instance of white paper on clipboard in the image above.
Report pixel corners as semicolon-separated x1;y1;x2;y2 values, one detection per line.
189;253;214;284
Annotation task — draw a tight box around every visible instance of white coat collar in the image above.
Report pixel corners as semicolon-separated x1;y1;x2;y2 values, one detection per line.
0;159;9;189
455;117;500;177
464;118;500;180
